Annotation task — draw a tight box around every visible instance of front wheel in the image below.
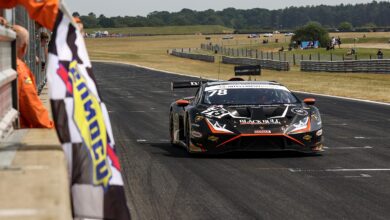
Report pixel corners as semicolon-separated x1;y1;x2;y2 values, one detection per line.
185;115;192;153
169;112;176;146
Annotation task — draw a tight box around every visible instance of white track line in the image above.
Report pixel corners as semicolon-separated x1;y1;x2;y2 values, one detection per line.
93;60;390;106
289;168;390;172
323;146;373;149
294;90;390;106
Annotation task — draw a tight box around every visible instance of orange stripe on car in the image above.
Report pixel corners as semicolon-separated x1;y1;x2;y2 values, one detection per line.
216;134;305;148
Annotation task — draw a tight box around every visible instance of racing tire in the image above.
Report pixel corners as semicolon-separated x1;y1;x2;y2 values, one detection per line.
169;112;178;147
185;115;192;153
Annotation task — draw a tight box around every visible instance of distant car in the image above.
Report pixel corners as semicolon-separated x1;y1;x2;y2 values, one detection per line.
273;31;280;34
263;33;273;37
284;32;295;36
222;35;234;40
248;34;259;38
169;80;324;154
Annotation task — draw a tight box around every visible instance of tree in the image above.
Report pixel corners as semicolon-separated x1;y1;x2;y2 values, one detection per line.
338;22;353;31
291;22;330;48
80;12;99;28
98;14;116;28
72;12;80;17
75;2;390;30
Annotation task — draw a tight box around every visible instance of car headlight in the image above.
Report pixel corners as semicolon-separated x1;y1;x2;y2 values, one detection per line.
310;109;322;131
287;116;310;134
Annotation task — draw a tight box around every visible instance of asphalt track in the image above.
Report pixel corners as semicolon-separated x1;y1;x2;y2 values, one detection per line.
93;62;390;220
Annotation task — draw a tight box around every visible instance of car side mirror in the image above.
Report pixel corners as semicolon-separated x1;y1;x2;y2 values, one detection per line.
303;98;316;105
176;99;190;107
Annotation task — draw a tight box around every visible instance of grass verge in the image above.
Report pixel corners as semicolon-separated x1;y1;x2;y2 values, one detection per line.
86;35;390;103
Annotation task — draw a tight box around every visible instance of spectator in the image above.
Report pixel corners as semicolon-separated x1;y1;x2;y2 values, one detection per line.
39;31;49;70
331;36;336;48
377;49;384;59
13;25;54;128
73;16;84;36
337;36;342;48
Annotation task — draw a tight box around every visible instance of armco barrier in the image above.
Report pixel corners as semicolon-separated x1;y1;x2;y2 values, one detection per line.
222;56;290;71
171;50;215;63
301;60;390;73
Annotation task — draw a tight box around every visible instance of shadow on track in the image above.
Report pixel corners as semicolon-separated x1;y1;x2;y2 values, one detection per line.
146;142;322;159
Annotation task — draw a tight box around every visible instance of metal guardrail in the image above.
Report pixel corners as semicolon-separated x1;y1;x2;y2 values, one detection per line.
222;56;290;71
0;25;18;140
171;50;215;63
301;60;390;73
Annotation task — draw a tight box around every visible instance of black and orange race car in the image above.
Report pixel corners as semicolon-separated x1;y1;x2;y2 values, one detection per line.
169;80;324;154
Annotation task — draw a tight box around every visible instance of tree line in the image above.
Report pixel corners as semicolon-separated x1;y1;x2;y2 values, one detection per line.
75;1;390;31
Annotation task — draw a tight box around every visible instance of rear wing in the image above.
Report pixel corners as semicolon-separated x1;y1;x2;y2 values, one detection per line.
234;65;261;76
171;81;209;90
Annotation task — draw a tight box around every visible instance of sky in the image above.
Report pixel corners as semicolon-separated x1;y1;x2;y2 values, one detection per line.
65;0;375;17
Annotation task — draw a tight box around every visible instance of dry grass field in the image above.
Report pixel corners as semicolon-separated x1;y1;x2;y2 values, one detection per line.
86;34;390;103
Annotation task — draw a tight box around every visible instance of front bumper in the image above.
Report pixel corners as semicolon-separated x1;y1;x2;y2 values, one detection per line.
189;131;324;154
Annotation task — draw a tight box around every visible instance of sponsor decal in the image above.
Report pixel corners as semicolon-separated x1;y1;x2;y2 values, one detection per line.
202;106;230;119
291;108;308;116
24;76;33;84
303;135;312;141
316;129;323;136
65;60;111;188
254;130;271;134
239;119;281;125
208;136;219;142
191;131;203;138
195;115;204;123
190;81;200;86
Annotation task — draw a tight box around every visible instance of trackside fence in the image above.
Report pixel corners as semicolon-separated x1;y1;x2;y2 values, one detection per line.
171;50;215;63
301;60;390;73
0;24;18;139
15;6;47;94
222;56;290;71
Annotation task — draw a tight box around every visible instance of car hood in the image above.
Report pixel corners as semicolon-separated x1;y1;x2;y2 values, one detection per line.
199;104;312;134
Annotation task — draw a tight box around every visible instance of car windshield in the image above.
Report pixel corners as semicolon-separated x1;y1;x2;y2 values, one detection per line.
202;85;299;105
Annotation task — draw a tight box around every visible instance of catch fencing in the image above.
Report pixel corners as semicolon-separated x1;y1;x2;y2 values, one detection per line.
0;6;48;138
171;49;215;63
15;6;47;93
301;60;390;73
201;43;390;66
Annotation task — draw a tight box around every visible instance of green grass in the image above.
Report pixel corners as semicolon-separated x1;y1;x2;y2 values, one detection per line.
86;35;390;102
199;35;390;60
342;37;390;44
85;25;234;35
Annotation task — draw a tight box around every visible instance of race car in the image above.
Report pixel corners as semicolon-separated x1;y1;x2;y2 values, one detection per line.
169;80;324;154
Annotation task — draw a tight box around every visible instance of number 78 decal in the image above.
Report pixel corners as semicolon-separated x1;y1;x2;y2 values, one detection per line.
209;90;228;97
